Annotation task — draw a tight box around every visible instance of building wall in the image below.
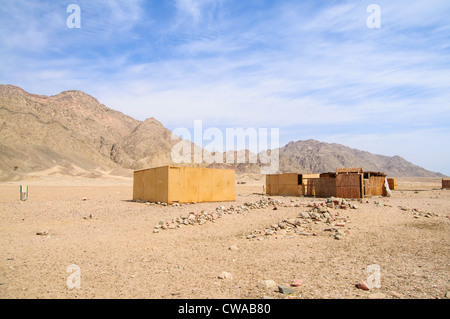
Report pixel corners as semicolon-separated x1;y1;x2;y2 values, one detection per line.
443;178;450;190
266;171;386;199
266;174;277;195
133;169;145;201
364;176;387;197
387;178;398;190
300;174;320;195
336;173;362;198
304;177;336;197
266;173;321;196
133;166;169;203
278;173;299;196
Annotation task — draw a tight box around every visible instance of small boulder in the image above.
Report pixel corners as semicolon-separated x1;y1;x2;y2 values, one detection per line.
355;281;370;291
218;272;233;280
258;280;277;289
290;279;303;287
278;285;294;294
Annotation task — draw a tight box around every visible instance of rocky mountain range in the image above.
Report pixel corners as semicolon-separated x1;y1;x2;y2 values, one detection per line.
0;84;444;181
277;140;444;177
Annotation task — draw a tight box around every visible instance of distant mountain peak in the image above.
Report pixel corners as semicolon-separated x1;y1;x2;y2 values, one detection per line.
278;139;442;177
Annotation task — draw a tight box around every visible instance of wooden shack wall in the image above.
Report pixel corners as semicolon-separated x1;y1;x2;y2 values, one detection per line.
304;177;336;197
387;178;397;190
266;172;388;199
336;173;362;199
364;176;387;197
300;174;320;196
442;178;450;190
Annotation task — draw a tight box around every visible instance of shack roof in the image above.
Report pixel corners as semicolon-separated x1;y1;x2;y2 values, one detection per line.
335;168;386;176
336;168;363;174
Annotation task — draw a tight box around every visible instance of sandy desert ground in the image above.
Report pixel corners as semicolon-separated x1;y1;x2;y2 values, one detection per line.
0;174;449;299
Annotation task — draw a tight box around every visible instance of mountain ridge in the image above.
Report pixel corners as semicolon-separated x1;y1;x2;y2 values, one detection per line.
277;139;445;177
0;84;445;181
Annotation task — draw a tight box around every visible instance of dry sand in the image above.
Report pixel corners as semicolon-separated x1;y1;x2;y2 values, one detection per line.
0;175;449;299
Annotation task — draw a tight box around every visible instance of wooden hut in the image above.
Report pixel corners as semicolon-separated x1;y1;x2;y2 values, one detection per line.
266;168;389;199
442;178;450;190
265;173;320;196
387;178;398;190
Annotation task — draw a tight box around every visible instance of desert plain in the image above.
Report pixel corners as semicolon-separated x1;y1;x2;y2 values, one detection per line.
0;174;449;299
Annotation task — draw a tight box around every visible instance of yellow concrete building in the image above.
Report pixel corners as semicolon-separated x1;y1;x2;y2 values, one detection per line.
133;166;236;204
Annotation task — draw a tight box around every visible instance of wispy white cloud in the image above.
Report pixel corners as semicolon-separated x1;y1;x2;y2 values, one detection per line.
173;0;224;25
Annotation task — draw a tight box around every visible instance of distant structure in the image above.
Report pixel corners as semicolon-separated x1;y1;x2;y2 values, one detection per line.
133;166;235;204
387;178;398;190
442;178;450;190
266;168;389;199
20;185;28;201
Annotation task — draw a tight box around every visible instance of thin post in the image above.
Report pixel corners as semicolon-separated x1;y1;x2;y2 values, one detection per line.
20;185;28;201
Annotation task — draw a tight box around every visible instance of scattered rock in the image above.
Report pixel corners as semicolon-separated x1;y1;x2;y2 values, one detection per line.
36;231;48;236
318;206;328;213
300;212;310;219
156;198;283;233
258;280;277;289
290;279;303;287
218;272;233;280
295;231;311;236
228;245;239;251
278;285;294;294
82;213;93;220
246;197;354;240
334;231;345;240
355;281;370;291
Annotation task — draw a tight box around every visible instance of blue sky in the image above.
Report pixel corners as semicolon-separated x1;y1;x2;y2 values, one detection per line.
1;0;449;174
